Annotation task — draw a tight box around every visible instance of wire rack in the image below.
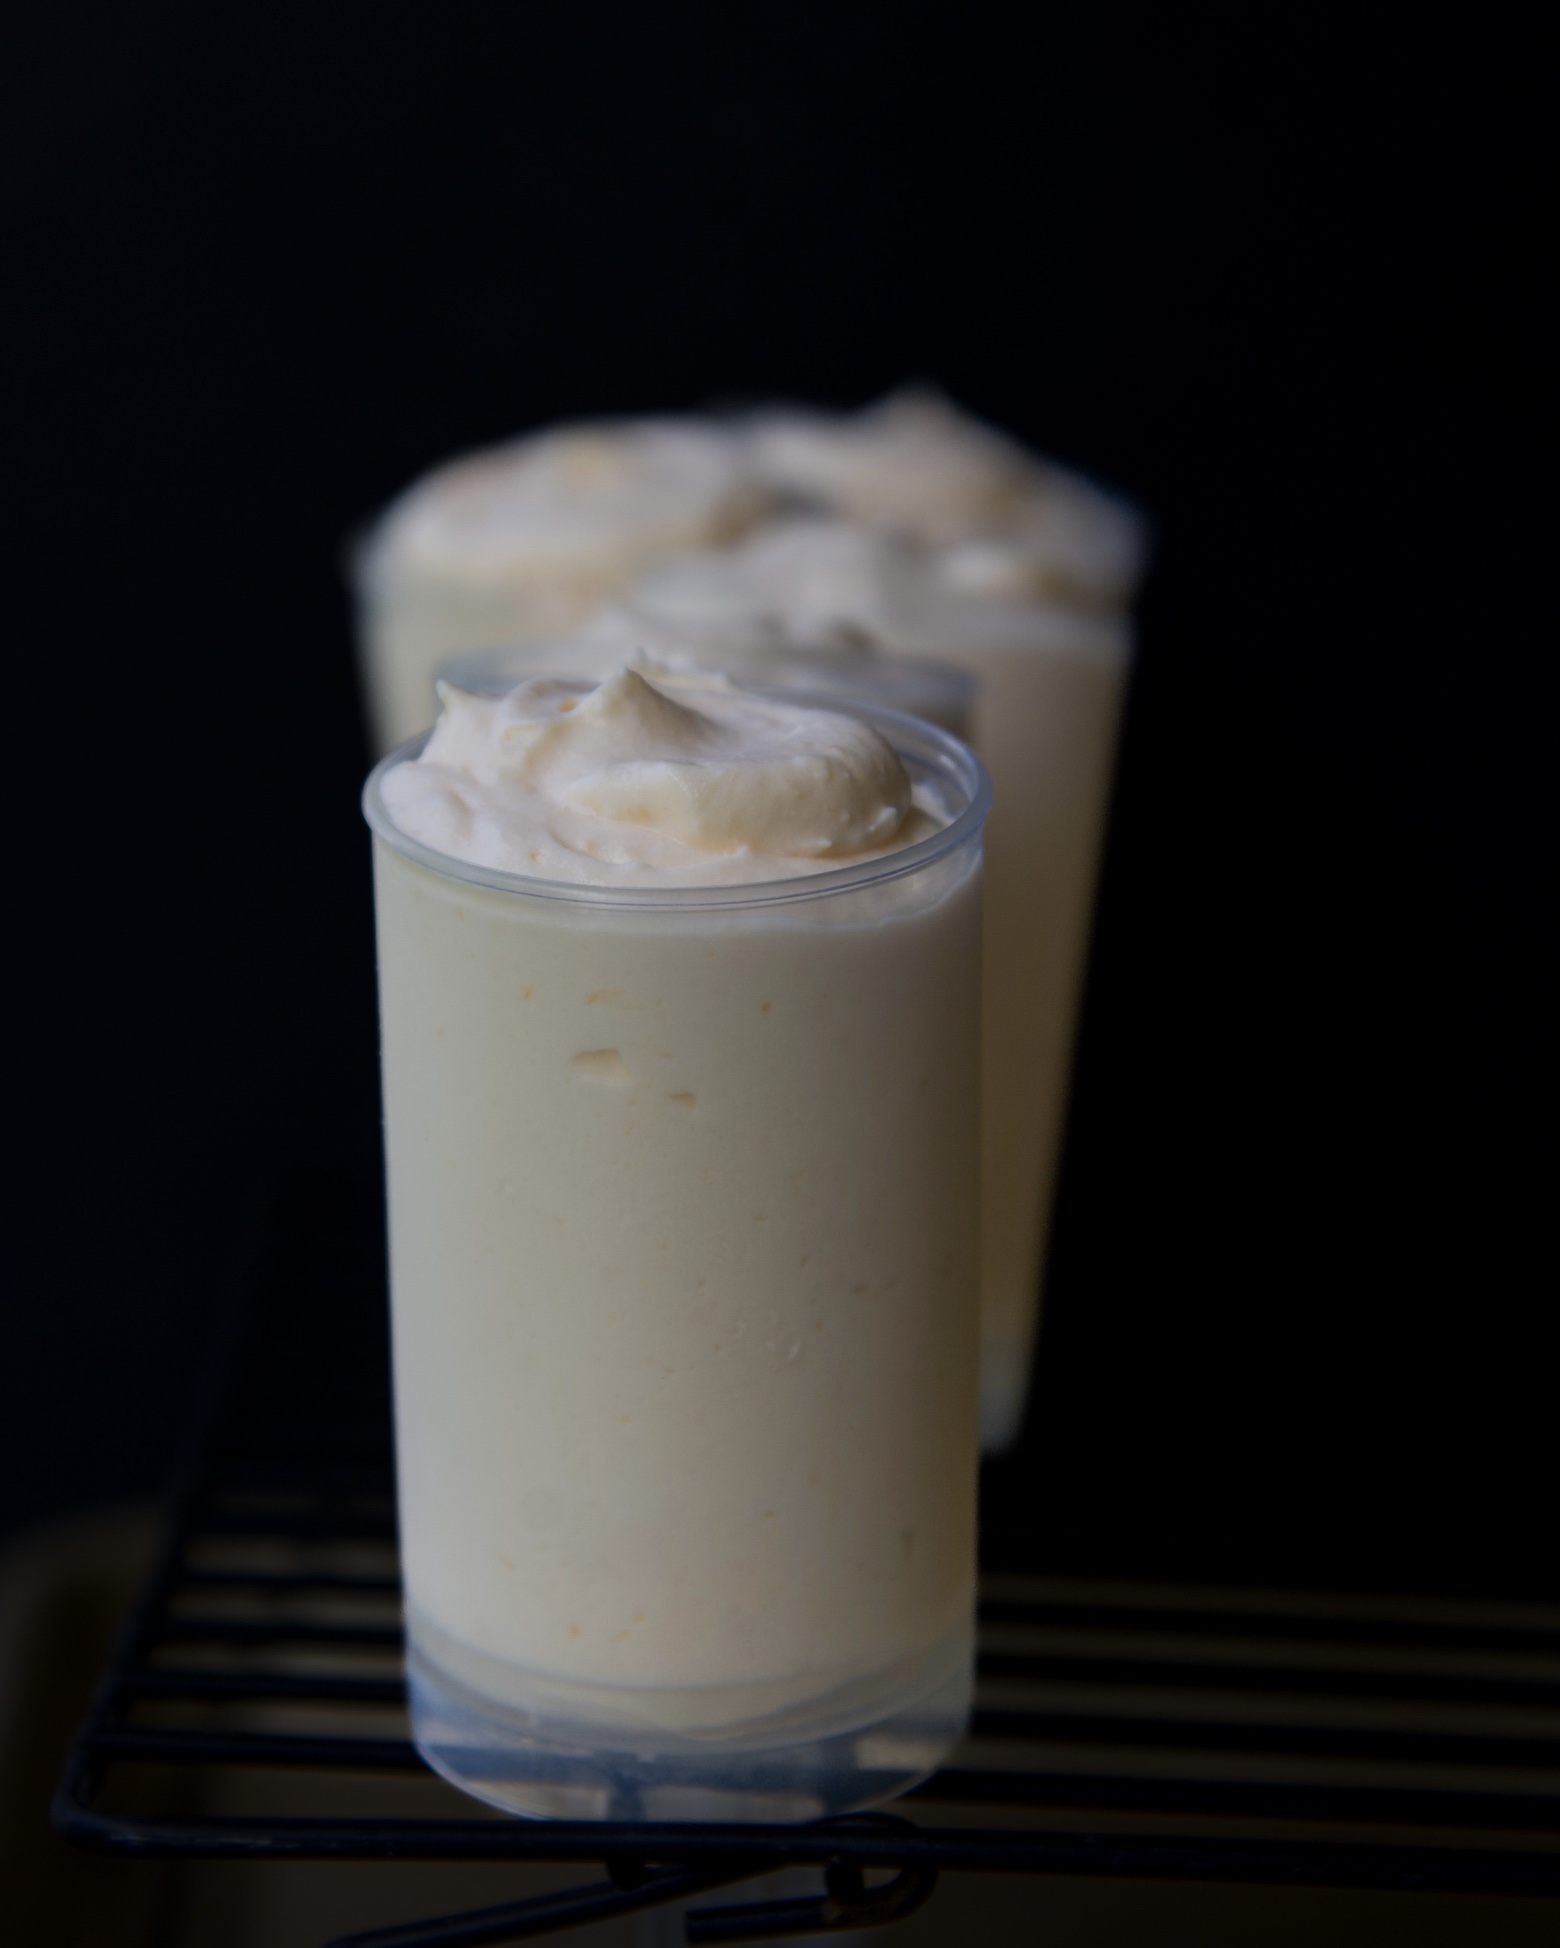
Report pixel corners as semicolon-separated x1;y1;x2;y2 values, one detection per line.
53;1179;1560;1943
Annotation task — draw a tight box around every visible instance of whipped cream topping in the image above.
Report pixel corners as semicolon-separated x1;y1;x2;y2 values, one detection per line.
747;389;1146;606
364;419;764;593
626;512;1125;668
380;666;943;886
749;390;1034;544
928;483;1145;609
632;518;910;646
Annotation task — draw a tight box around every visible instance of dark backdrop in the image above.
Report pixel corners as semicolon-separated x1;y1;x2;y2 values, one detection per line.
2;4;1550;1593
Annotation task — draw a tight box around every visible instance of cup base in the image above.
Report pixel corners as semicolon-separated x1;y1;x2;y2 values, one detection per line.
407;1628;971;1823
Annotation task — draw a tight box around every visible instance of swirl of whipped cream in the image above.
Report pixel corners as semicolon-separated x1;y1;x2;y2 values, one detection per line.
928;482;1146;610
365;419;765;593
380;666;941;887
632;517;910;646
748;390;1033;542
746;389;1146;607
623;513;1126;673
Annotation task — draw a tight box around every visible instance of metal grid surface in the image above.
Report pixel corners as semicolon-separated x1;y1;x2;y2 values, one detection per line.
51;1183;1560;1942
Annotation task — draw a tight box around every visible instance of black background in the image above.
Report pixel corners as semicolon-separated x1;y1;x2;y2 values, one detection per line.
2;5;1550;1592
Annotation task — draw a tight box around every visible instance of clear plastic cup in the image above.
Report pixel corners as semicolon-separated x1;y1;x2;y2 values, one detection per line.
889;600;1134;1452
363;709;991;1822
438;633;976;743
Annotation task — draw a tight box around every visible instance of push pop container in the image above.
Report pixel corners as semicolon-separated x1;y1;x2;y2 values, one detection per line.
363;707;991;1822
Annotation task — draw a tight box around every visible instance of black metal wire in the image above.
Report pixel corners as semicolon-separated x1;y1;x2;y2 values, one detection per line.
328;1864;772;1948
